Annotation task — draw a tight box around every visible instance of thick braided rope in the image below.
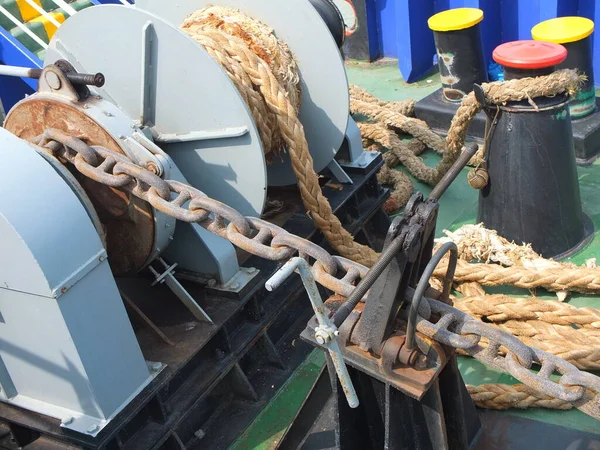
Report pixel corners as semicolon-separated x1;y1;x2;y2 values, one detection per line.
446;69;584;165
467;384;572;410
184;32;276;156
362;134;418;214
435;259;600;294
350;84;416;117
377;164;414;214
495;319;600;342
455;294;600;329
359;122;438;185
182;24;379;266
351;98;447;154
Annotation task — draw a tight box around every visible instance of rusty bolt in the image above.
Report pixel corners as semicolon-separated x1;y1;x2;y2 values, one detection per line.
45;71;61;90
61;287;68;294
145;161;160;175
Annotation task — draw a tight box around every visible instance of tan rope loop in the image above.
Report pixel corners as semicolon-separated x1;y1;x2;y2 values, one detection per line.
446;69;584;163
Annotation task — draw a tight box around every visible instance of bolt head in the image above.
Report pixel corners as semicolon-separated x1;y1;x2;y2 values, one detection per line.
247;267;257;274
87;424;99;434
151;362;162;371
44;71;61;90
207;279;217;288
61;417;74;426
145;161;160;175
230;282;240;290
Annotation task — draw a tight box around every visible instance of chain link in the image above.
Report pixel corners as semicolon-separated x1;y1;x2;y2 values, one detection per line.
415;296;600;419
35;129;600;421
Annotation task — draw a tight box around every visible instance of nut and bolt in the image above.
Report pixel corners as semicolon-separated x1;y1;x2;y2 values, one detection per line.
207;279;217;288
246;267;257;274
230;282;240;290
87;424;99;434
151;362;162;371
315;329;332;345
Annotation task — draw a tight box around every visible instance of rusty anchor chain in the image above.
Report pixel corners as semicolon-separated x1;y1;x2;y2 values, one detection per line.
34;128;600;421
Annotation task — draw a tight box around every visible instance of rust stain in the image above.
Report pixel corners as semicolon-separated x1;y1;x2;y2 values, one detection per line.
5;99;155;275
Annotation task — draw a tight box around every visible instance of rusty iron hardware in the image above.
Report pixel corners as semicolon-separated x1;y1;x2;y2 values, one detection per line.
35;128;364;296
34;129;600;421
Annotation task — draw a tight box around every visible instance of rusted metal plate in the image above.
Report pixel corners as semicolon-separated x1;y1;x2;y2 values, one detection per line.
5;98;155;275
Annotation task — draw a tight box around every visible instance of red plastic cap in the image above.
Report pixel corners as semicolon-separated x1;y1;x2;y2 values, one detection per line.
493;40;567;69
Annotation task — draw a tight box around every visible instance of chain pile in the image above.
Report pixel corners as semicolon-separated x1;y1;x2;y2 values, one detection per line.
32;129;600;421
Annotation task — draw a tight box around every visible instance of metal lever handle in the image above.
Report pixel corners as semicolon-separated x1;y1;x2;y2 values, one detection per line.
266;257;359;408
0;64;105;87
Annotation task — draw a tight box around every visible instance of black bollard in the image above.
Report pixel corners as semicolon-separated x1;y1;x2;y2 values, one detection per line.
478;40;592;259
532;16;600;163
415;8;488;139
428;7;488;101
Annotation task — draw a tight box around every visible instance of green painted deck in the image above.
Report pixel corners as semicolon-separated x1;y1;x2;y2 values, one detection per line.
232;60;600;449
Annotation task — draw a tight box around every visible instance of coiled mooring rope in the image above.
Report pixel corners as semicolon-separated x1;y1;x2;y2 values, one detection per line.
181;7;379;266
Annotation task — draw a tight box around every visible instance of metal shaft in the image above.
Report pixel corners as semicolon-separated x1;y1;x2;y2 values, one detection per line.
0;64;105;87
332;234;404;327
332;143;478;328
429;142;479;201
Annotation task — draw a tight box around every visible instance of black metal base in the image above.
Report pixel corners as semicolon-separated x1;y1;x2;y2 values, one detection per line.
573;98;600;164
0;156;391;450
414;88;488;139
324;355;481;450
416;89;600;166
286;370;600;450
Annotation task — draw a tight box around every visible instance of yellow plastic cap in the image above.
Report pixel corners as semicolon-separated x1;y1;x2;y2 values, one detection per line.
532;16;595;44
428;8;484;32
